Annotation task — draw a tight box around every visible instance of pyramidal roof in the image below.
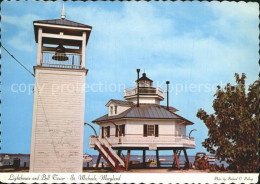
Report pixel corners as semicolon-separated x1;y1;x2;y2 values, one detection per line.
136;73;153;82
92;104;193;125
34;4;91;29
33;5;92;43
33;18;92;29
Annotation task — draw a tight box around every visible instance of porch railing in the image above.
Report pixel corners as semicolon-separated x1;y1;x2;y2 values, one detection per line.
41;51;82;69
89;135;195;148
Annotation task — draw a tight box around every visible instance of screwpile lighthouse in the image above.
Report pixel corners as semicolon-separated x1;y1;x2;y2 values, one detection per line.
30;6;92;172
89;71;196;171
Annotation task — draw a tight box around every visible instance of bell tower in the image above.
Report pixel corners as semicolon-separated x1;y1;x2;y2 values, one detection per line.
30;5;92;172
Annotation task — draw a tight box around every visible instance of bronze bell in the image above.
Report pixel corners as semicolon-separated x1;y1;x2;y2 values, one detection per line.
52;43;69;61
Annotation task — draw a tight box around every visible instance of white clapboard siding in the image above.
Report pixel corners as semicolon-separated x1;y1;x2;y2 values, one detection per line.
30;68;86;173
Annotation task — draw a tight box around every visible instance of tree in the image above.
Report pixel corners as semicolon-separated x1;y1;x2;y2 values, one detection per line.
197;73;259;172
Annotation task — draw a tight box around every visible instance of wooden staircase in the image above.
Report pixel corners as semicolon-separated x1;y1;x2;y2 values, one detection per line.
93;137;125;171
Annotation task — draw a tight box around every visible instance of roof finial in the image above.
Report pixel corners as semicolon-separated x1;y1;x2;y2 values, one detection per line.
61;3;66;19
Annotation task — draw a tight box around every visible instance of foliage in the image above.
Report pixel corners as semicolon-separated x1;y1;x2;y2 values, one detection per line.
197;73;259;172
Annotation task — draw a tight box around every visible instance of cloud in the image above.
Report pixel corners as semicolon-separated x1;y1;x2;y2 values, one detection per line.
66;2;258;87
207;2;259;45
2;14;40;51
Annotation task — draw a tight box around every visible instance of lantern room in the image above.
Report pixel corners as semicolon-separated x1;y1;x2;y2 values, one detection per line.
33;5;92;69
124;72;164;104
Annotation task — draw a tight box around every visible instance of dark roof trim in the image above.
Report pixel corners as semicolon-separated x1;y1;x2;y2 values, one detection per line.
93;116;184;123
33;19;92;29
105;99;134;107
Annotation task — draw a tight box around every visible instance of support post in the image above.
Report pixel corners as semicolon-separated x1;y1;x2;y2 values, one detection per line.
183;149;190;169
126;150;131;171
156;150;160;168
95;153;101;169
142;149;146;168
166;81;170;110
172;150;176;168
117;149;122;156
81;32;86;68
174;150;180;169
137;69;140;107
37;28;42;66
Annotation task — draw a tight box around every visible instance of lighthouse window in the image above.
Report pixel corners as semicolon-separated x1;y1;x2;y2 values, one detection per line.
147;125;155;136
116;124;125;137
110;106;113;115
144;124;159;137
114;106;117;114
102;126;110;138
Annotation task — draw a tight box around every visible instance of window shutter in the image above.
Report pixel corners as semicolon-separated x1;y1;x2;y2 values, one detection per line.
116;125;118;137
143;124;147;137
122;124;125;136
155;125;159;137
102;127;104;138
107;126;110;138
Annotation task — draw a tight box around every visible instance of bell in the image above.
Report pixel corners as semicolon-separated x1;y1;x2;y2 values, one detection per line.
52;43;68;61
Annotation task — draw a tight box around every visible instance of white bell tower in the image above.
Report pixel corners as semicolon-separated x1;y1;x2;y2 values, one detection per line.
30;6;92;172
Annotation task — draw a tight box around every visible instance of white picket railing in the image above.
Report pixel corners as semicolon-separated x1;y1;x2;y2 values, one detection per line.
89;135;195;149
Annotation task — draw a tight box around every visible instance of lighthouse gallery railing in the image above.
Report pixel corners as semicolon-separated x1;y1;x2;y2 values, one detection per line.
124;86;164;98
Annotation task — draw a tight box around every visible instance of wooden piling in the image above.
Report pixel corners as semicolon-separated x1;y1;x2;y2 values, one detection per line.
183;149;190;168
95;153;101;169
173;150;180;169
143;149;146;168
126;150;131;171
156;150;160;168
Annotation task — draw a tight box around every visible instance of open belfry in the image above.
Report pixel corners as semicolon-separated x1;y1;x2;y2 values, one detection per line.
30;5;92;172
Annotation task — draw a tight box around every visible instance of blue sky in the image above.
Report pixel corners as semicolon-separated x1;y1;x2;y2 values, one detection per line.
1;1;259;156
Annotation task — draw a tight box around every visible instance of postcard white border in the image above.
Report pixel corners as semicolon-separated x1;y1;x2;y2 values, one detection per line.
0;173;259;184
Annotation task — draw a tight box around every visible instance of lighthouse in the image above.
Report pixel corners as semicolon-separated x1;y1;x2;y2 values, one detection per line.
89;71;195;171
30;5;92;172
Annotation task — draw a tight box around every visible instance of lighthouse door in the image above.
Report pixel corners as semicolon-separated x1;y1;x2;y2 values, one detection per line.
175;125;182;136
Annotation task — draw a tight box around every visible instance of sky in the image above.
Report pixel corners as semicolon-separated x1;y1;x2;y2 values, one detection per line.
1;1;259;156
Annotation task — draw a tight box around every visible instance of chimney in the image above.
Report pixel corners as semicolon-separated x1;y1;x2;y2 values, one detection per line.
166;81;170;110
137;69;140;107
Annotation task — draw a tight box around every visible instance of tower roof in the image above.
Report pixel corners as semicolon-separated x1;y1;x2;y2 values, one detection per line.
33;18;92;44
33;18;92;29
136;73;153;82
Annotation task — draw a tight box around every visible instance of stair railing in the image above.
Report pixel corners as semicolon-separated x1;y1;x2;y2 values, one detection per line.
100;138;125;167
94;137;116;167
